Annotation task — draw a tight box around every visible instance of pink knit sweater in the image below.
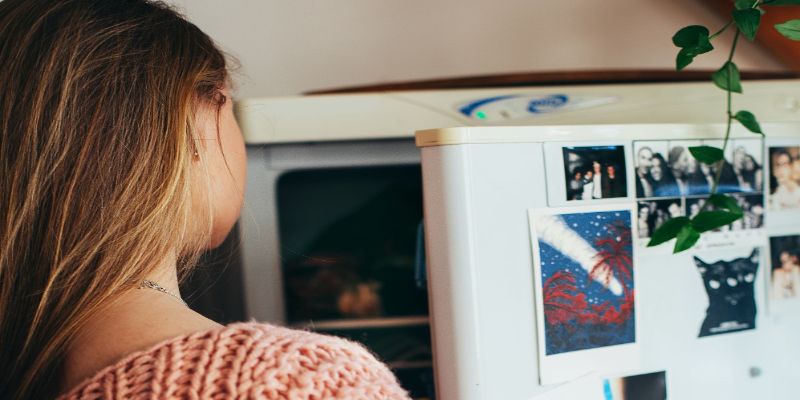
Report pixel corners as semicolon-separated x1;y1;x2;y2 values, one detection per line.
58;322;410;399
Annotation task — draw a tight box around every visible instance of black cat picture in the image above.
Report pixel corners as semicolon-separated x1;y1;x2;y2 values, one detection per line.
694;249;760;337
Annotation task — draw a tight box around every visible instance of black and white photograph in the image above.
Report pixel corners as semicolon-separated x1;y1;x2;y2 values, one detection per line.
731;140;764;193
563;145;628;201
634;139;762;199
731;194;764;231
685;194;764;231
636;198;684;239
768;146;800;211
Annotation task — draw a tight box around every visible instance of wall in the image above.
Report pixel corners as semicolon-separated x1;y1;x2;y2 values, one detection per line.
167;0;786;98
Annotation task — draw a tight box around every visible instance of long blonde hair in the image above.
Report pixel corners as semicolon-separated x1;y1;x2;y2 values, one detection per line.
0;1;229;397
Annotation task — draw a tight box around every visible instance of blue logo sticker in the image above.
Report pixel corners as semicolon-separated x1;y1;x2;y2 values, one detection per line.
527;94;569;113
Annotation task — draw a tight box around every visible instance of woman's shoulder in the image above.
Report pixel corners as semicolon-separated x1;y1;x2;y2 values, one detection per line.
59;322;409;400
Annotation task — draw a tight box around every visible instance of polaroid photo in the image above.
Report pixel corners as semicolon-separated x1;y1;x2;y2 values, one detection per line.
693;247;761;337
529;204;640;384
603;370;667;400
767;145;800;211
636;198;684;240
562;145;628;201
768;234;800;301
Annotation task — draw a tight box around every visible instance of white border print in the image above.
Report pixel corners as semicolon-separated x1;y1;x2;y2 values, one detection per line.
768;145;800;211
766;226;800;316
544;141;634;208
633;138;764;251
529;204;640;385
633;139;763;199
563;145;628;201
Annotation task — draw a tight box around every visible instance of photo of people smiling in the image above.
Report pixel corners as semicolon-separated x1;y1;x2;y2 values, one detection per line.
563;145;628;201
768;146;800;211
634;139;763;240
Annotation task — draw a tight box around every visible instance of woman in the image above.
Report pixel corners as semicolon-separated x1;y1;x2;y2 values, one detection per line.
772;251;800;299
0;1;408;399
635;146;654;198
637;203;653;239
770;149;800;210
732;147;762;192
648;154;680;197
569;171;584;200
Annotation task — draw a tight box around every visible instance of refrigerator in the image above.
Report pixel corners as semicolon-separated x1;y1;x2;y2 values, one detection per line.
236;79;800;399
418;122;800;399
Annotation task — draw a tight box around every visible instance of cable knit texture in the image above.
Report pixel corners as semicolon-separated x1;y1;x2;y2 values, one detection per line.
58;322;410;399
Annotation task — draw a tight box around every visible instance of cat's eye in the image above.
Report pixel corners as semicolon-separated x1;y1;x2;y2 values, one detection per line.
744;273;755;283
709;280;720;289
727;278;738;287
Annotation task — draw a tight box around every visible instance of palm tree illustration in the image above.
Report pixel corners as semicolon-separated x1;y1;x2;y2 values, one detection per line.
542;271;587;326
589;220;633;294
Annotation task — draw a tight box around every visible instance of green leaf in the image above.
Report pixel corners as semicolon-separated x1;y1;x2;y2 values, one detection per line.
734;110;764;134
689;145;724;164
674;225;701;253
707;194;744;215
691;210;743;232
672;25;711;47
712;62;743;93
647;216;691;247
764;0;800;5
736;0;758;9
672;25;714;70
676;48;695;70
775;19;800;40
734;9;761;40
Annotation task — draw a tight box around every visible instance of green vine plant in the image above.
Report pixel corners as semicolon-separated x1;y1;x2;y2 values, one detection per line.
647;0;800;253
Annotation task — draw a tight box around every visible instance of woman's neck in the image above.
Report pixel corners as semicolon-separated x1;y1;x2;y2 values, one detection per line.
142;255;182;302
61;253;220;393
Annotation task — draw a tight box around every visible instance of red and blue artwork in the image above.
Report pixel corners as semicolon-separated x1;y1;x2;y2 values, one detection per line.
535;210;635;355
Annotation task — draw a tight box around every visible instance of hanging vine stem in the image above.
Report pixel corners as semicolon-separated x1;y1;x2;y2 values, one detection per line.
647;0;800;253
704;30;739;203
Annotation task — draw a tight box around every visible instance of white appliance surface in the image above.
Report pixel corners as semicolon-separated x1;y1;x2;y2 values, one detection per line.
235;80;800;400
418;124;800;400
237;80;800;144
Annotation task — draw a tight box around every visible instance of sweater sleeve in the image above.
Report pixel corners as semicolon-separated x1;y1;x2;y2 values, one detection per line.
244;324;411;400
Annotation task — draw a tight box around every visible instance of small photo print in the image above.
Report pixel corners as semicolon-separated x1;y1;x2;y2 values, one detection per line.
603;371;667;400
730;139;764;193
685;194;764;231
636;198;684;239
769;146;800;210
634;140;704;197
731;194;764;231
769;235;800;300
635;139;763;199
563;145;627;201
686;194;765;232
530;205;640;384
694;248;760;337
532;209;635;355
